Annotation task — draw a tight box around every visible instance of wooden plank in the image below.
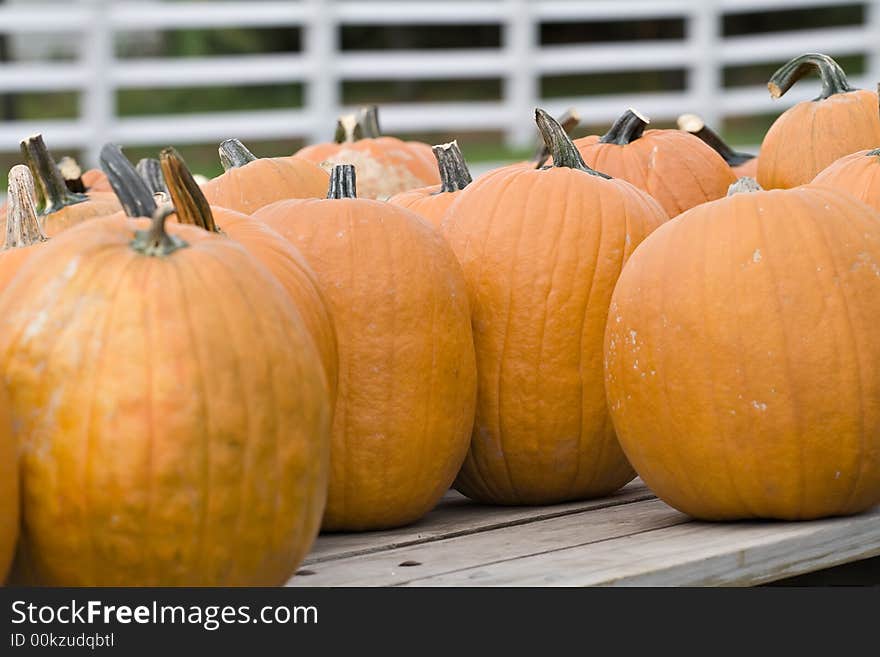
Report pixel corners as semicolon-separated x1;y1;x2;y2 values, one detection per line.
290;498;687;586
301;479;654;566
400;506;880;587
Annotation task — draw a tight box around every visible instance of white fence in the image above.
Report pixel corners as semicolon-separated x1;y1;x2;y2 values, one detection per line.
0;0;878;165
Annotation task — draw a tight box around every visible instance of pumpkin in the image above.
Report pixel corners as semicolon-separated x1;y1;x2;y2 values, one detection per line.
572;108;736;216
1;161;332;585
0;378;15;584
295;106;440;200
0;166;47;293
387;140;473;228
159;146;338;395
677;113;758;178
758;53;880;189
200;138;328;214
812;148;880;212
440;109;668;505
605;182;880;520
253;164;476;531
5;135;121;237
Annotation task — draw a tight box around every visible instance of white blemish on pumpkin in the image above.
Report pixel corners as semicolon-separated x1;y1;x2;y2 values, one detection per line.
835;471;841;479
851;252;880;277
625;234;631;246
616;315;622;323
22;310;47;342
650;370;656;376
752;249;762;263
336;231;345;239
629;329;637;343
640;372;646;378
730;410;736;415
63;256;79;279
633;359;639;370
751;400;767;412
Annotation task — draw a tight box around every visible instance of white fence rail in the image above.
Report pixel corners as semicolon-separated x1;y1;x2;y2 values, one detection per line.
0;0;877;165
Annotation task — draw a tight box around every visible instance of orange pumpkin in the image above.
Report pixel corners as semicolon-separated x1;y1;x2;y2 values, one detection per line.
676;113;758;178
159;147;338;396
1;161;332;585
4;135;121;238
440;109;668;505
200;138;329;214
295;106;440;200
0;379;15;584
605;183;880;520
0;166;47;293
573;108;736;216
387;140;473;228
253;165;476;531
58;156;111;195
758;53;880;189
811;148;880;212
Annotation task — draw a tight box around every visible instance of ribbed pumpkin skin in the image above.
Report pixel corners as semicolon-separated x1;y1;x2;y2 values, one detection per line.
201;157;329;214
0;384;17;583
605;187;880;520
388;184;459;228
758;90;880;189
0;217;331;585
82;169;111;193
0;247;40;294
440;167;667;505
295;138;440;200
812;149;880;212
573;130;736;217
255;198;476;531
210;207;339;398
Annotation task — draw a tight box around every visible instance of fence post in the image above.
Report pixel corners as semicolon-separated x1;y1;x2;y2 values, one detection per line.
81;0;114;166
689;0;721;132
304;0;339;145
867;0;880;87
504;0;537;149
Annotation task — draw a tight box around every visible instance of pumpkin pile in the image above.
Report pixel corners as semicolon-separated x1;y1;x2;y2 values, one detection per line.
3;49;880;587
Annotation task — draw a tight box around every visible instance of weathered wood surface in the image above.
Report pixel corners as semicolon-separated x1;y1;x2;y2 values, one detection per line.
289;481;880;587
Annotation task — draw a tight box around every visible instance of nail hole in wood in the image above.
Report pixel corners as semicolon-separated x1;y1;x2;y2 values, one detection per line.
398;560;422;567
296;569;316;576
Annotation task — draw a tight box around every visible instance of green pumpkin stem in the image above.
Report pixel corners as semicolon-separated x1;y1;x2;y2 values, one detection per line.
131;204;188;257
219;139;257;171
535;108;610;178
100;143;158;219
160;147;218;233
533;107;580;168
18;141;45;212
600;108;649;145
137;158;169;198
327;164;357;199
21;134;88;215
768;53;854;101
433;141;472;193
57;156;86;194
677;114;755;167
5;165;46;249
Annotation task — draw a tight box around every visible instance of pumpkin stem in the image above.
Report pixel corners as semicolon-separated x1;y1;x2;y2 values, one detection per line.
433;141;472;193
358;105;381;139
160;147;218;233
535;108;610;178
100;143;158;219
219;138;257;171
600;108;649;145
727;177;763;196
57;156;87;193
131;204;188;257
4;165;47;250
137;157;170;199
327;164;357;199
533;107;580;168
18;140;46;213
333;114;363;143
768;53;854;101
21;134;88;215
677;114;756;167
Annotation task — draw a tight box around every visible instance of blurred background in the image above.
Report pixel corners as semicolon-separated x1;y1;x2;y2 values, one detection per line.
0;0;874;181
